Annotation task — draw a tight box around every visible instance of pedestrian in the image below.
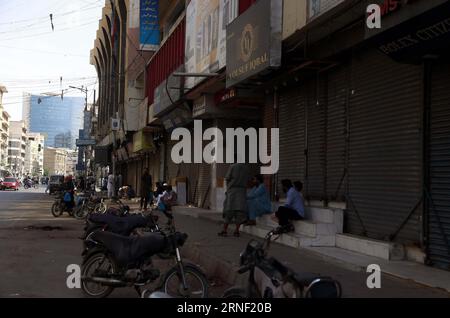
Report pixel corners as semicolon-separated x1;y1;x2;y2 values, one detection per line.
218;159;249;237
154;182;164;198
157;184;177;217
271;179;305;233
140;168;153;211
107;172;115;198
244;174;272;226
63;176;75;211
102;176;108;191
78;176;85;191
115;173;123;196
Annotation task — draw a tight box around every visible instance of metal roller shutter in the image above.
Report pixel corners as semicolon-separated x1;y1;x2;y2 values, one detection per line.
326;65;348;202
178;162;200;205
196;121;213;208
196;163;211;208
347;49;422;242
278;87;306;196
306;78;326;201
428;61;450;270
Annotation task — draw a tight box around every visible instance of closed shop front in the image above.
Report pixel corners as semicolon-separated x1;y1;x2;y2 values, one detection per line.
277;49;423;244
278;86;307;196
277;75;337;203
347;49;423;243
326;64;348;202
427;60;450;270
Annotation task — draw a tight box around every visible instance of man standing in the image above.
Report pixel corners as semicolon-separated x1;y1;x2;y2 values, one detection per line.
140;168;153;211
218;160;249;237
115;173;123;196
107;172;115;198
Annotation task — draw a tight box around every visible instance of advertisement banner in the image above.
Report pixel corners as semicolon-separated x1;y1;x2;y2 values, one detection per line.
185;0;239;88
226;0;282;88
140;0;160;50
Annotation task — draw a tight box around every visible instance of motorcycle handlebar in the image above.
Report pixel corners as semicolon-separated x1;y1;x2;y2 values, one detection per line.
238;265;250;274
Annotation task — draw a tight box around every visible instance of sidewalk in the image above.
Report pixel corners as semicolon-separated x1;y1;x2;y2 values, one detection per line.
119;201;450;296
169;205;450;296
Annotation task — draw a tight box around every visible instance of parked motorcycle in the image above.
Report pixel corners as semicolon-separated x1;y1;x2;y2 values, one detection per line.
222;230;342;298
74;193;108;220
81;216;209;298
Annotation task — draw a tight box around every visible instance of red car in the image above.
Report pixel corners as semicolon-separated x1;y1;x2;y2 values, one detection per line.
0;177;20;191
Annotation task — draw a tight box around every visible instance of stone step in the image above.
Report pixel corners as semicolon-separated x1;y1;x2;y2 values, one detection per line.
305;207;342;225
271;203;344;228
258;214;341;238
241;224;336;248
335;234;405;261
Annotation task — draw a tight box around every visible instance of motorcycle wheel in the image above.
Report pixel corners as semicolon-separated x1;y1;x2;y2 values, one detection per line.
162;264;209;298
51;202;63;217
81;253;116;298
74;206;88;220
222;287;247;298
94;203;107;214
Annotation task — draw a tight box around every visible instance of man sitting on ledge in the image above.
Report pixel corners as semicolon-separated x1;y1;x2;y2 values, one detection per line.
272;179;305;233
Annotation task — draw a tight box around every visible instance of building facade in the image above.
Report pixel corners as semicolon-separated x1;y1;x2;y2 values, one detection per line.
24;133;45;177
90;0;450;271
65;149;78;177
0;85;10;173
43;147;68;176
22;93;85;150
8;121;27;178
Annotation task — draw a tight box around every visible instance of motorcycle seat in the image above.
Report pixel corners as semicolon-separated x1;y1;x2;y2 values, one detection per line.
88;214;149;236
91;231;168;266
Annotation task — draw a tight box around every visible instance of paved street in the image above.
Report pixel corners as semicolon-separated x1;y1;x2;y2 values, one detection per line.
0;188;448;298
0;188;227;298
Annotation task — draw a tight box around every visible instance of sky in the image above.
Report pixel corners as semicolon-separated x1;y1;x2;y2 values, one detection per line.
0;0;104;120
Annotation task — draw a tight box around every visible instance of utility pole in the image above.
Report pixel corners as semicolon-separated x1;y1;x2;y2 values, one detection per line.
70;85;89;187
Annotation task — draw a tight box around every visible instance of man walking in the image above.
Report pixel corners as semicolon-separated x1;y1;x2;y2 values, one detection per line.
140;168;153;211
218;159;249;237
107;172;115;199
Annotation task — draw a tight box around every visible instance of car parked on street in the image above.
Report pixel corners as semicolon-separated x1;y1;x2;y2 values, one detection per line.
0;177;20;191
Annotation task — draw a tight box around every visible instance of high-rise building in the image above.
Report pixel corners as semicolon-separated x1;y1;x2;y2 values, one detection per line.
24;133;45;176
8;121;27;178
22;93;85;150
0;85;10;173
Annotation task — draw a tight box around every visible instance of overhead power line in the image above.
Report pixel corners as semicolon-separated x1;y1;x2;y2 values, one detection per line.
0;45;89;58
0;20;99;41
0;3;102;26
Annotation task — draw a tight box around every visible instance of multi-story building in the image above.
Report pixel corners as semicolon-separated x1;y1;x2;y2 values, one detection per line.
0;85;10;173
43;147;68;176
22;93;84;150
24;133;45;177
8;121;27;178
90;0;450;271
65;149;78;177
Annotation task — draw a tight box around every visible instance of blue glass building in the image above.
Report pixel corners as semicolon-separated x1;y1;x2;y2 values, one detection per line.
22;93;84;149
